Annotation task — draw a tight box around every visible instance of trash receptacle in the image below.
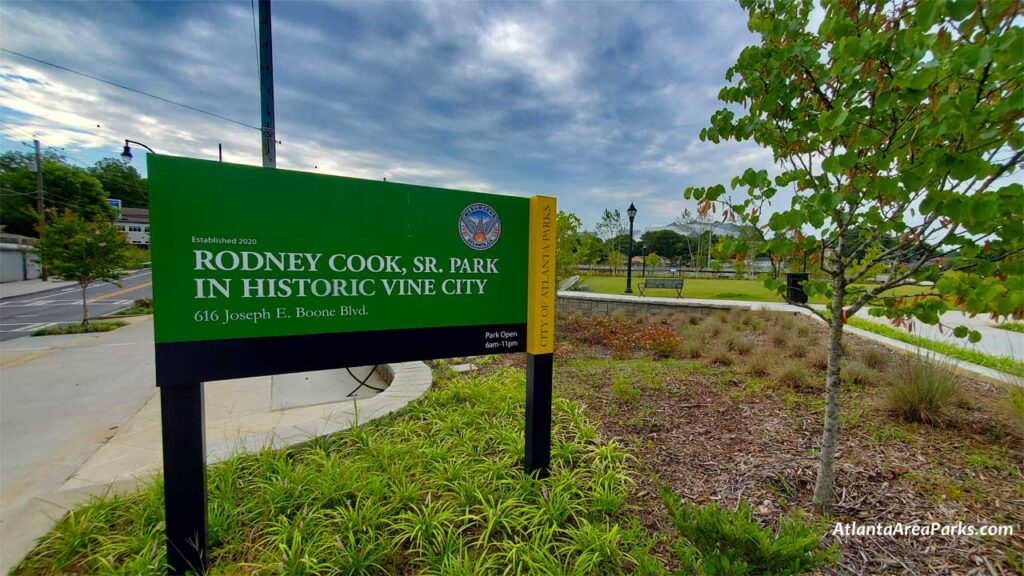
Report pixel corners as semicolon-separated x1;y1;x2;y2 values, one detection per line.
786;272;809;304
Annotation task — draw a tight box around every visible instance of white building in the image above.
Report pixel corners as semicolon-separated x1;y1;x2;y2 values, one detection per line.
114;207;150;247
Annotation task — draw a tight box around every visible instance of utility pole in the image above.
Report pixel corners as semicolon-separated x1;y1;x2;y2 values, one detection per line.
34;139;47;280
258;0;276;168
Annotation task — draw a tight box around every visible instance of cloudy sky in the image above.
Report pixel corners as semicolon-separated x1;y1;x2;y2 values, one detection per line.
0;0;776;229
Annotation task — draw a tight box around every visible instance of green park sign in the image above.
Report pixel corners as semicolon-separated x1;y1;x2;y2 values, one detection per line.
148;156;549;383
147;155;556;575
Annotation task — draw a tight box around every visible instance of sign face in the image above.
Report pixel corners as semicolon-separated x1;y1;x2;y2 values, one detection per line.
148;156;533;384
108;198;122;215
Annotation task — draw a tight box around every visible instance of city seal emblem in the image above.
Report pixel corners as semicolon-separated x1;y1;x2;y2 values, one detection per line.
459;203;501;250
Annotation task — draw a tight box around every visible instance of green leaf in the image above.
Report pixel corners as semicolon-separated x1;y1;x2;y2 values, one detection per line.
968;330;982;344
953;325;969;338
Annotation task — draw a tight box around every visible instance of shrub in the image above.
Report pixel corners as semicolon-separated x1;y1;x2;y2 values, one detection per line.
660;485;834;575
842;360;879;387
859;347;889;370
641;324;679;359
885;354;961;424
776;364;810;389
124;245;151;269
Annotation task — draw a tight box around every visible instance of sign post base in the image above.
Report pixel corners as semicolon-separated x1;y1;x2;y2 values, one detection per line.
160;383;208;575
525;353;552;477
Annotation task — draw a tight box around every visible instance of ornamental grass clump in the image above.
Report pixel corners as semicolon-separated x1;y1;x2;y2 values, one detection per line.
776;364;811;390
660;485;834;574
746;353;772;377
14;368;661;575
859;347;889;371
728;335;755;355
885;354;961;425
707;346;736;367
842;360;880;387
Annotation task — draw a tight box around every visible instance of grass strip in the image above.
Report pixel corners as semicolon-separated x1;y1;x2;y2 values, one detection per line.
996;321;1024;334
847;318;1024;378
111;305;152;316
31;320;127;337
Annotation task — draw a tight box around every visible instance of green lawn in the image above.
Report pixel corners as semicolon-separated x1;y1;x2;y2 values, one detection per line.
579;275;924;305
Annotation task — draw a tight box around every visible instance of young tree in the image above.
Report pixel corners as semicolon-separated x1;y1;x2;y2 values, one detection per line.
686;0;1023;511
555;210;583;283
578;231;605;268
595;209;626;274
33;210;131;324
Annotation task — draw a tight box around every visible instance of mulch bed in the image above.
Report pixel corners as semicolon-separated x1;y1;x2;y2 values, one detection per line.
478;310;1023;575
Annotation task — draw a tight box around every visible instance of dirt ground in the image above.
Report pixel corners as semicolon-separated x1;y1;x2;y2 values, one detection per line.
482;309;1023;575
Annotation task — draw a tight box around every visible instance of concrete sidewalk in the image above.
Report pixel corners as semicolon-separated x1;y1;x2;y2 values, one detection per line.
0;279;78;300
0;316;432;573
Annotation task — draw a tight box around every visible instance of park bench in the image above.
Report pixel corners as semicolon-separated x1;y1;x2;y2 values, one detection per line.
638;278;684;298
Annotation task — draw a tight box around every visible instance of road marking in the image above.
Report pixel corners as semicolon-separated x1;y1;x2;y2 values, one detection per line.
90;282;152;302
11;322;55;332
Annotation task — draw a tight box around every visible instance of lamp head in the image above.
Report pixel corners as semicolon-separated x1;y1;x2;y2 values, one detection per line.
627;202;637;221
119;141;133;165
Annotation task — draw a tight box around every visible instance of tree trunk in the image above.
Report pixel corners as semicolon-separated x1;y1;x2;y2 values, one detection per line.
81;283;89;325
813;272;846;512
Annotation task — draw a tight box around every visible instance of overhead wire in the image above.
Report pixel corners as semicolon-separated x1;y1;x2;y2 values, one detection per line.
0;48;265;133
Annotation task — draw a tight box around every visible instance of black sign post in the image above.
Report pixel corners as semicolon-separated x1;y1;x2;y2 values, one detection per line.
159;383;207;574
524;353;553;476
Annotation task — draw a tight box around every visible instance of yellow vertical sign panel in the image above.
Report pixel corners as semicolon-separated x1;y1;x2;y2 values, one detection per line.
527;196;556;354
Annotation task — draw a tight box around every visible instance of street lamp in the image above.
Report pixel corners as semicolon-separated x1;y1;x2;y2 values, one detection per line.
625;202;637;294
120;139;156;165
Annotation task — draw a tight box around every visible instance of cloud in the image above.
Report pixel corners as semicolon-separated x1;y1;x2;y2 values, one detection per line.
0;0;767;228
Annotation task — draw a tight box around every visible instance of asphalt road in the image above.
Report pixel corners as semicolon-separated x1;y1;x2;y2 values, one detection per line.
0;269;153;342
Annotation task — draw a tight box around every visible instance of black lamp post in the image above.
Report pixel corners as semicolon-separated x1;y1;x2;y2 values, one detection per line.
120;139;157;165
625;202;637;294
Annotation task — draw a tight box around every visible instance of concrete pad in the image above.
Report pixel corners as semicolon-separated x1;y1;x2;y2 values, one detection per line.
270;366;388;410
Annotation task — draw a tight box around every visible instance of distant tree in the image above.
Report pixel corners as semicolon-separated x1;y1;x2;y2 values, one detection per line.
90;159;148;208
577;231;605;268
33;210;130;324
555;211;582;283
686;0;1023;511
595;209;626;274
609;233;643;264
0;156;113;237
642;230;687;263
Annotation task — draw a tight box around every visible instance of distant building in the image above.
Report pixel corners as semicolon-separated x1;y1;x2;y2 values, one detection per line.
115;207;150;247
642;220;743;238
